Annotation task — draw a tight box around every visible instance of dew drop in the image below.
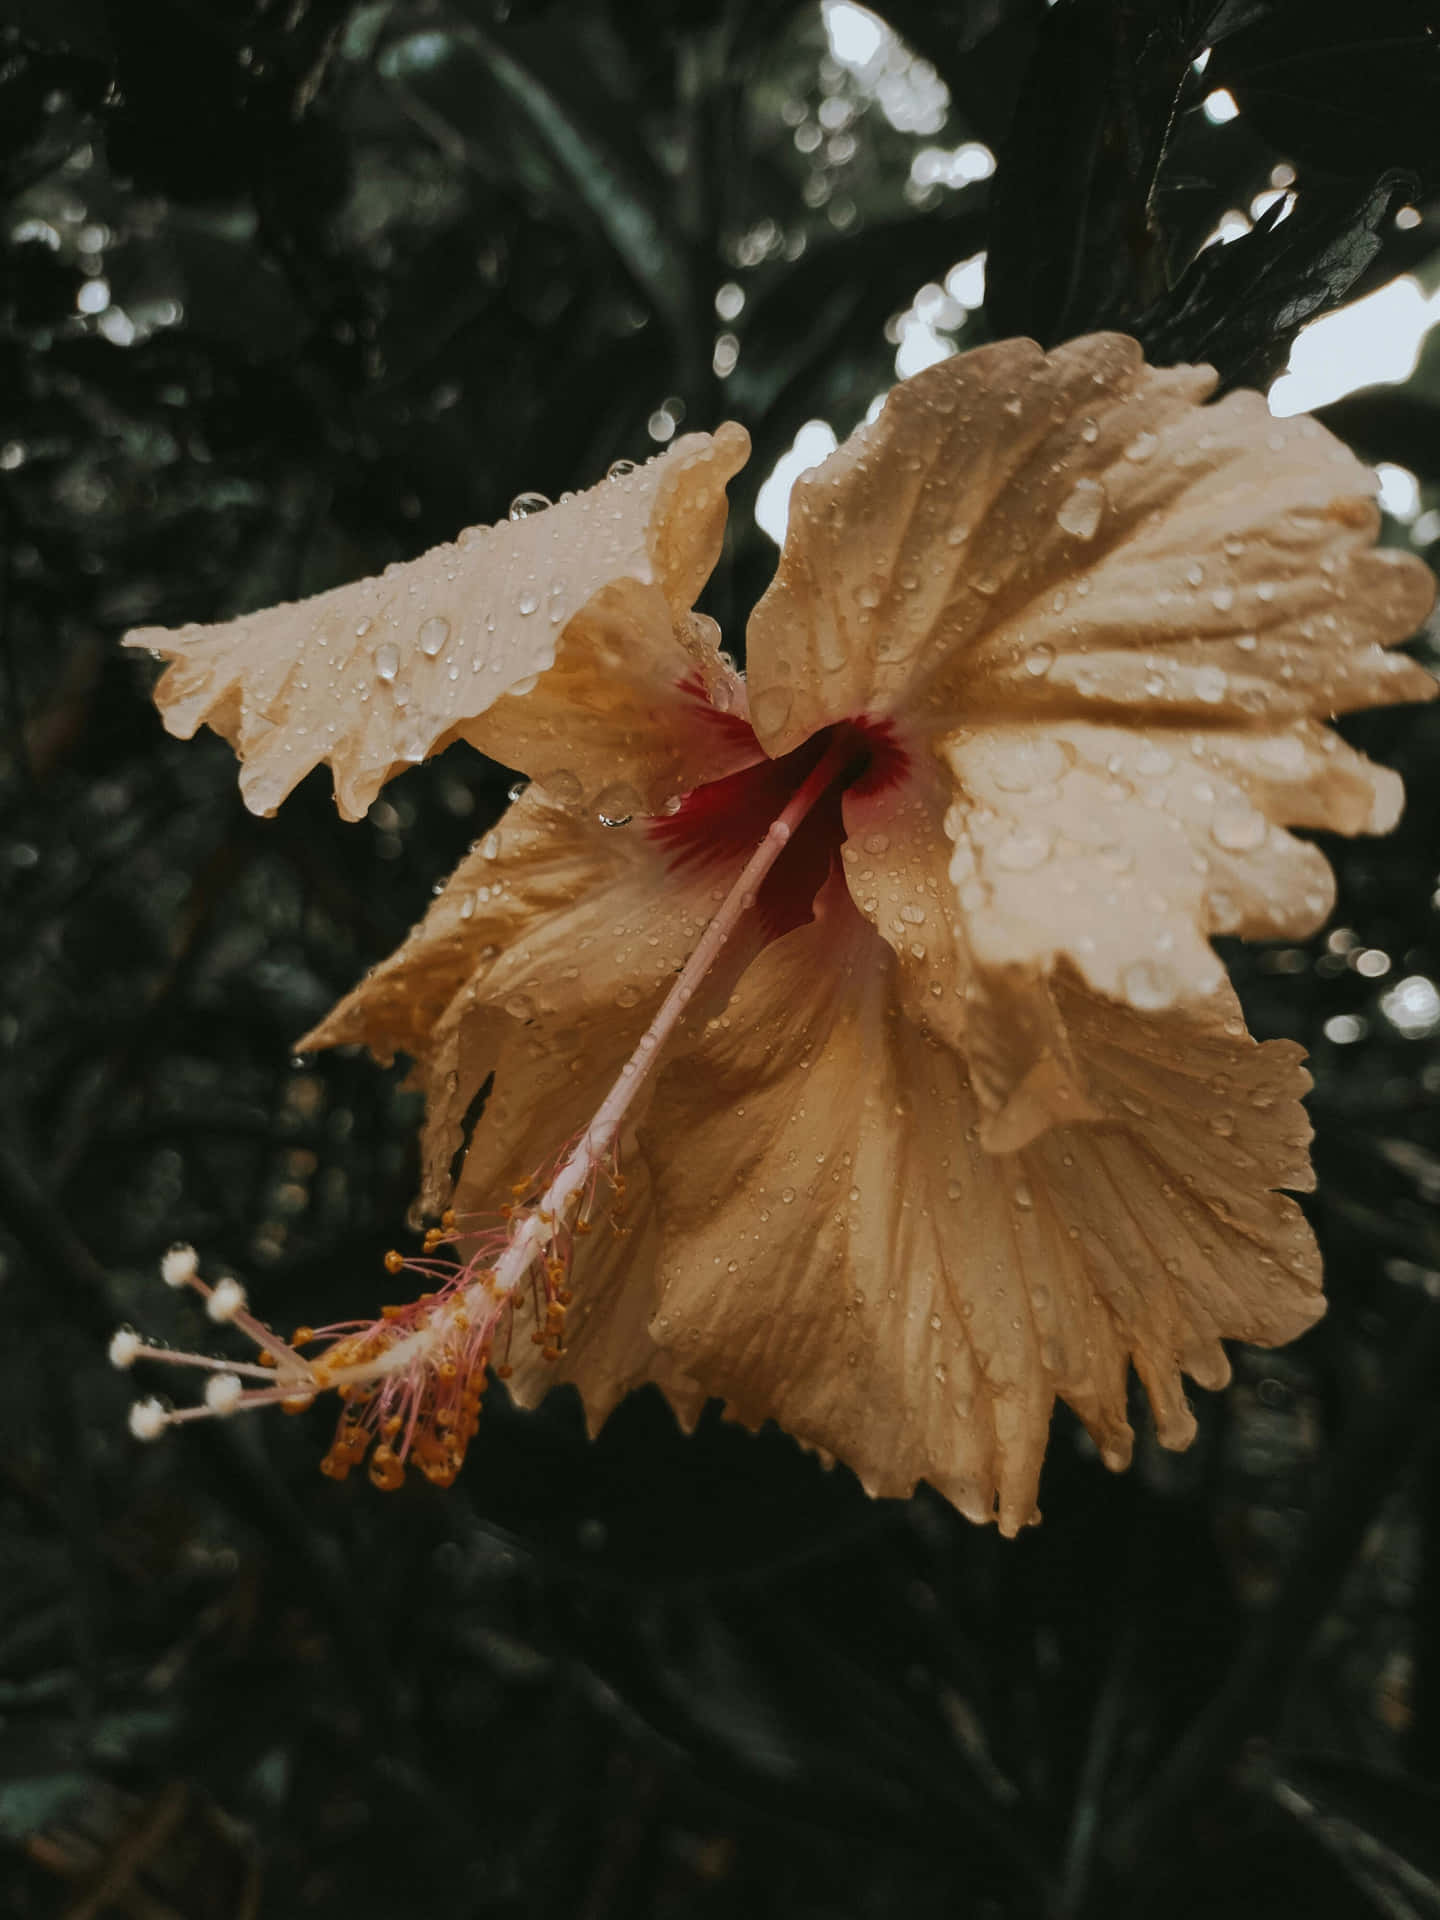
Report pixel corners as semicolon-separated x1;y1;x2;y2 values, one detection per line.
780;1187;796;1204
751;685;793;735
1121;959;1177;1010
595;782;642;828
856;584;881;609
374;642;400;681
542;768;583;805
992;827;1053;872
1124;430;1158;462
615;984;642;1008
1193;665;1228;704
419;615;450;656
354;617;373;637
992;737;1068;792
1024;642;1056;677
606;458;637;480
1056;477;1105;539
1211;805;1267;851
817;622;850;672
517;591;539;617
509;491;551;519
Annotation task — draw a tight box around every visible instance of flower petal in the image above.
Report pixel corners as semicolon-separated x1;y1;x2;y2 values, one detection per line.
303;787;742;1195
837;749;1102;1152
127;425;750;820
745;334;1433;756
301;788;742;1432
940;715;1379;1006
645;876;1319;1535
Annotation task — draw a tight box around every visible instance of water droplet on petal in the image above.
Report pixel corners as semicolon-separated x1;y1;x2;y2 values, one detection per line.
1056;477;1105;539
1211;804;1267;851
606;459;637;480
541;768;583;805
992;737;1069;792
751;685;793;735
1124;430;1158;462
517;591;539;617
374;641;400;681
595;782;642;828
509;491;551;519
817;622;849;671
1024;642;1056;677
419;615;450;656
1122;959;1177;1010
1194;665;1228;704
993;827;1053;872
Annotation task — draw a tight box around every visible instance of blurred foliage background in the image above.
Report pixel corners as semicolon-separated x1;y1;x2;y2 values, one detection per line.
3;0;1440;1914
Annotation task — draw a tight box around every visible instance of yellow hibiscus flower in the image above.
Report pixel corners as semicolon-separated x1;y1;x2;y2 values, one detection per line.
120;333;1435;1534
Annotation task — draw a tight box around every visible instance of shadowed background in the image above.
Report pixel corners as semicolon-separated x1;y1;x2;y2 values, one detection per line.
2;1;1440;1915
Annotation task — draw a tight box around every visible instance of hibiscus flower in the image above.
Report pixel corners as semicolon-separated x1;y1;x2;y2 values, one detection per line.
121;333;1434;1534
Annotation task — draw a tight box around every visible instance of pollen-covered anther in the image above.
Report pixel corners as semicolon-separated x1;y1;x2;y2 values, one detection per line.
206;1277;247;1323
129;1397;169;1441
384;1249;406;1274
369;1443;405;1492
160;1243;199;1289
109;1327;141;1370
204;1373;245;1415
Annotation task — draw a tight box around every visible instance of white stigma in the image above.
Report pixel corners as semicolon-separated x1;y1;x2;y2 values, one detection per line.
206;1277;248;1322
204;1373;245;1414
108;1327;141;1369
161;1243;199;1288
129;1397;169;1441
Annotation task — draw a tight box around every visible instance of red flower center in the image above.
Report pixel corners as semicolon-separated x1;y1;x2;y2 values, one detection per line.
649;697;910;940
